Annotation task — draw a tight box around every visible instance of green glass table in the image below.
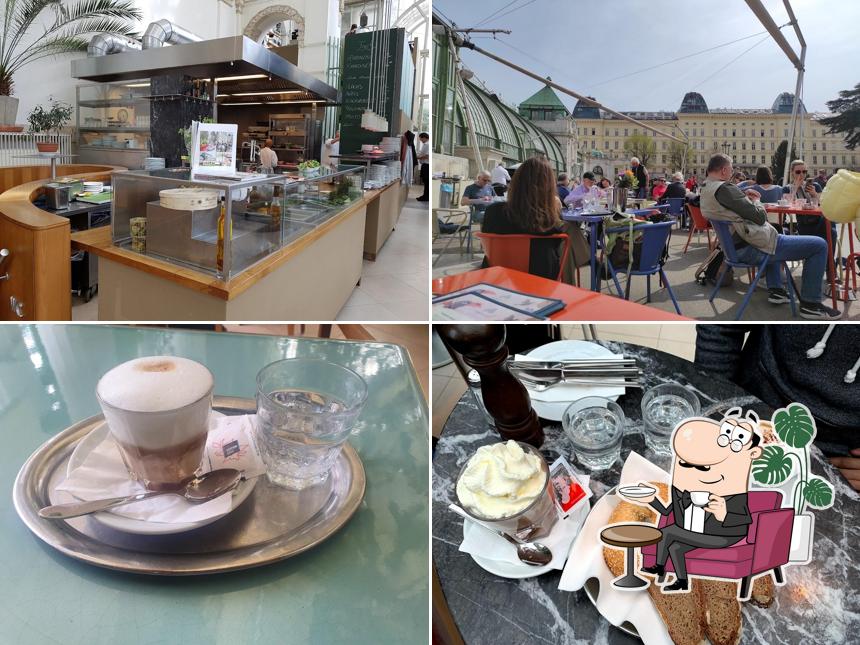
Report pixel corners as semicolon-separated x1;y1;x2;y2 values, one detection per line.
0;325;428;645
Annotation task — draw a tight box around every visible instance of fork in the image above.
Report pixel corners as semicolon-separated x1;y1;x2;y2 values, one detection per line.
516;373;642;391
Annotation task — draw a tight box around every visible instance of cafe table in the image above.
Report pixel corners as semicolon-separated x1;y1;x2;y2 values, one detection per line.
432;266;689;321
562;207;673;292
765;205;838;309
0;325;428;645
432;340;859;644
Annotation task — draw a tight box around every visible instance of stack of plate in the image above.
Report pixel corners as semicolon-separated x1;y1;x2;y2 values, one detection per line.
380;136;400;153
384;160;401;182
144;157;165;171
361;144;375;153
82;181;104;194
160;188;219;211
367;165;387;183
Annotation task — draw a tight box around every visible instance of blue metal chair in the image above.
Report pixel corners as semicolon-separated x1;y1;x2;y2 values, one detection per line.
666;197;685;216
605;221;681;315
708;219;797;320
666;197;685;228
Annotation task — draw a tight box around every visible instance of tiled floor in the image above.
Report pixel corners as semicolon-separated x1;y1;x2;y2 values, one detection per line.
336;186;429;321
431;324;700;438
72;185;429;322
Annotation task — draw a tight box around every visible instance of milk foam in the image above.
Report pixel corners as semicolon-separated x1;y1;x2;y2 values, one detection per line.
97;356;213;412
97;356;214;452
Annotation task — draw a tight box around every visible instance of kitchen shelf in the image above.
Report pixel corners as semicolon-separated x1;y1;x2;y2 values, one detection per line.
79;145;149;151
78;98;150;108
147;94;213;103
80;126;150;133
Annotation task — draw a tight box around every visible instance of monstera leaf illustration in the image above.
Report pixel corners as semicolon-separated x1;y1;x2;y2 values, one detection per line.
773;403;815;449
803;476;834;509
752;445;794;486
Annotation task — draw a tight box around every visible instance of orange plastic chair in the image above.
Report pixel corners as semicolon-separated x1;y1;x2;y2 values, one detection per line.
684;203;714;254
475;232;570;281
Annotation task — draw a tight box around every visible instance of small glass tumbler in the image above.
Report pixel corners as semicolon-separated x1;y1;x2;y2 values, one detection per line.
562;397;625;470
456;443;558;539
641;384;701;454
255;359;367;490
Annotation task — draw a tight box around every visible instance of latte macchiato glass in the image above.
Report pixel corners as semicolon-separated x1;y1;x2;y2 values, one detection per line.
96;356;214;490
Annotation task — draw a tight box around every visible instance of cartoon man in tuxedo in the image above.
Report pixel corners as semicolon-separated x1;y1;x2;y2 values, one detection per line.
621;408;763;592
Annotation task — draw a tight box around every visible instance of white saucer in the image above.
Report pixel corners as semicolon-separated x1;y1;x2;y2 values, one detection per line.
618;484;656;498
461;501;590;579
462;519;554;579
58;412;257;535
521;340;624;421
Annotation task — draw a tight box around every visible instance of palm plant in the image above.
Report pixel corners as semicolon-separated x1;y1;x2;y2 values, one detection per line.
0;0;142;96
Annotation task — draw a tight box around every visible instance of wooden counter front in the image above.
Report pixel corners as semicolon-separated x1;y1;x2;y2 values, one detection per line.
364;182;409;260
71;182;402;320
0;165;125;320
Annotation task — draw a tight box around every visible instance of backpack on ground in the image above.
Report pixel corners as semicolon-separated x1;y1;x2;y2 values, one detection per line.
695;247;734;287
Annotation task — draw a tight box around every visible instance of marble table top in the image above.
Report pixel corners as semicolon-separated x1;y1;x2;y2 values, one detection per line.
432;341;860;645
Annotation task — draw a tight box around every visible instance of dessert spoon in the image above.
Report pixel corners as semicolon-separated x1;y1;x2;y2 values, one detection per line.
448;503;553;566
38;468;243;520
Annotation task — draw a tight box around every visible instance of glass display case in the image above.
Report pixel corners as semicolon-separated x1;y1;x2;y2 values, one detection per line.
76;80;151;168
110;165;366;279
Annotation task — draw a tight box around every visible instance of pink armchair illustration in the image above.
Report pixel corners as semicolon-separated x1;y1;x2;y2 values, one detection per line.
641;490;794;600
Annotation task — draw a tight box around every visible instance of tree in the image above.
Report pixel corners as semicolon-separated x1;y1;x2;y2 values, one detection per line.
819;83;860;150
668;141;693;173
0;1;142;96
771;140;797;184
623;133;655;168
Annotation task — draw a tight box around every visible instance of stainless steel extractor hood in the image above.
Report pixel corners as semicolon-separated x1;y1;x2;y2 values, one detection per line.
71;35;338;103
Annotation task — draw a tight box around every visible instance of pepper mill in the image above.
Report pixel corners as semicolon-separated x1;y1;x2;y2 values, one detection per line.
436;324;544;447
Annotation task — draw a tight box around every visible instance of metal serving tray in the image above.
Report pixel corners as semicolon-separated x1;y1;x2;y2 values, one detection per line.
13;396;366;575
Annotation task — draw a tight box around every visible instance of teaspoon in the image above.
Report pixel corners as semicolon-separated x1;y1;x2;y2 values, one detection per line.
448;503;553;566
38;468;244;520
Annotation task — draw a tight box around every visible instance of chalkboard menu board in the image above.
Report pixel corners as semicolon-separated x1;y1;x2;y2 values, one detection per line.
340;28;408;154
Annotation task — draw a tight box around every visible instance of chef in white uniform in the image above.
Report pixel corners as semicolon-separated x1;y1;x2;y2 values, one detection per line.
260;138;278;174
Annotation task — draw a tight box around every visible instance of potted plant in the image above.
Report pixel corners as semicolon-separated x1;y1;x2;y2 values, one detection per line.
27;99;74;152
0;1;141;126
752;403;835;564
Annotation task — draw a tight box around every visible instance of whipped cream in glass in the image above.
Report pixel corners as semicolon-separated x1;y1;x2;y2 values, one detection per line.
456;440;546;519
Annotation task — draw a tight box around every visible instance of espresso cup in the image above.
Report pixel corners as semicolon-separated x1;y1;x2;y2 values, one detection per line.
689;491;710;507
96;356;214;490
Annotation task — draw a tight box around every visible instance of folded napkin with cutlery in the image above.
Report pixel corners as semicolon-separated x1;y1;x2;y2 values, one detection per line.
511;354;630;402
56;415;266;523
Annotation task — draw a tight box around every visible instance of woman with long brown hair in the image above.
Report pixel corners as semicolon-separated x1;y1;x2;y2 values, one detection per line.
481;157;567;279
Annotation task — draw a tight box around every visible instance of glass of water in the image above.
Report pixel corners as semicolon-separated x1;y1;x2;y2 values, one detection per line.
255;359;367;489
562;397;625;470
641;384;700;453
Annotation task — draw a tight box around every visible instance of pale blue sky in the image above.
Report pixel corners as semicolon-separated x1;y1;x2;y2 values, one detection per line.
433;0;859;113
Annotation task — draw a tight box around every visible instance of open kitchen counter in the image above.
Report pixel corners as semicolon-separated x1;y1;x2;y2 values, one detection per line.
0;165;125;320
71;180;404;320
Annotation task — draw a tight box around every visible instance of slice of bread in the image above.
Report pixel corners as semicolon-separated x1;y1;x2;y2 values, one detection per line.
649;579;708;645
603;482;706;645
749;574;775;608
603;481;667;576
695;579;742;645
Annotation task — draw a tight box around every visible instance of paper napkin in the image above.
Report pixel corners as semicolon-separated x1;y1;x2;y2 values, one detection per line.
458;475;591;571
56;414;266;524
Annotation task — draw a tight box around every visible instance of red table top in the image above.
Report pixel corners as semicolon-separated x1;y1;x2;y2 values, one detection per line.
764;205;824;216
432;267;690;321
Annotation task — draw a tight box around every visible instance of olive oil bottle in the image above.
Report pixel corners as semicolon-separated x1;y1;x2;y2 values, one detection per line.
216;197;232;274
